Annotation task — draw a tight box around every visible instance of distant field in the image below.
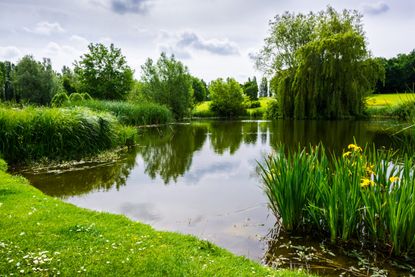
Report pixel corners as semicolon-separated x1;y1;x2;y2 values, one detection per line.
366;93;415;107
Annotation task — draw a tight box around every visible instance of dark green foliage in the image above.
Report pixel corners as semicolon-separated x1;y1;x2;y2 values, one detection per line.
192;76;207;103
243;77;258;100
74;43;134;100
69;92;84;102
246;100;260;109
390;101;415;120
258;7;384;119
81;92;93;101
51;92;70;107
264;99;279;119
209;78;245;117
0;107;136;164
259;77;268;97
0;61;16;101
13;56;60;105
375;50;415;93
71;100;173;126
141;53;193;119
0;158;7;171
61;66;77;95
259;144;415;256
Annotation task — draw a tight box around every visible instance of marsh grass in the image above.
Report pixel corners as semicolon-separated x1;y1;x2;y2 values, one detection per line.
259;143;415;256
70;100;173;125
0;107;136;164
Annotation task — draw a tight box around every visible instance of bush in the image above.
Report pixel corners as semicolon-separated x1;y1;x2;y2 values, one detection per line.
245;100;261;109
264;100;279;119
0;107;136;164
69;92;84;102
209;78;245;117
51;92;70;107
390;101;415;120
0;158;7;171
70;100;173;126
81;92;93;101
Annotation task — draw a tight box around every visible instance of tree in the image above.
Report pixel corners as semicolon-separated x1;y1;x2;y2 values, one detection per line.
0;61;16;102
243;77;258;100
74;43;134;100
375;50;415;93
61;66;77;95
141;53;193;119
13;56;59;105
259;77;268;97
209;78;245;117
257;7;384;119
191;76;207;103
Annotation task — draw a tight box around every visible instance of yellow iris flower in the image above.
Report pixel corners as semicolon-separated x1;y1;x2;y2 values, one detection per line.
348;144;362;152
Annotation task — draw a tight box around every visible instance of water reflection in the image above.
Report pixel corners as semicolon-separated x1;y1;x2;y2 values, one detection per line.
20;119;413;265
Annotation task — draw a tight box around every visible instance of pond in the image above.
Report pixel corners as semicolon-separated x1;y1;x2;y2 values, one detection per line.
16;119;415;276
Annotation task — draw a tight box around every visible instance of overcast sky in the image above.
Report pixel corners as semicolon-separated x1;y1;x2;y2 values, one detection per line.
0;0;414;82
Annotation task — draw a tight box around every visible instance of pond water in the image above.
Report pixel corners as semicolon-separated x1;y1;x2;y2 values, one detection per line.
17;119;415;276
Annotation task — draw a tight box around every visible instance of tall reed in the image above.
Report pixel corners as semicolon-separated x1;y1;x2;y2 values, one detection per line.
0;106;136;164
259;143;415;256
69;100;173;126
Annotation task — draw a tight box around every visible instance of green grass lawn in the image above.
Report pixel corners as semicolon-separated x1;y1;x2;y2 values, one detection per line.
193;97;275;118
0;164;311;276
366;93;415;107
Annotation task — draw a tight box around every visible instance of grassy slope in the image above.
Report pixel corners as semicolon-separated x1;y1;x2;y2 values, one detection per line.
366;93;415;107
193;97;274;118
0;169;311;276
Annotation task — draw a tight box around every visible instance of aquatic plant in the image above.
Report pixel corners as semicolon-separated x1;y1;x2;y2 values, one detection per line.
0;106;136;164
259;143;415;256
69;100;173;126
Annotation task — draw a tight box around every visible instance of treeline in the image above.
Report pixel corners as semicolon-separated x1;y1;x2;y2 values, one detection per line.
375;49;415;93
0;43;273;119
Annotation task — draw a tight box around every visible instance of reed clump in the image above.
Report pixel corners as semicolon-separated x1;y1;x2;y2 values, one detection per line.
259;143;415;256
70;100;173;126
0;106;136;164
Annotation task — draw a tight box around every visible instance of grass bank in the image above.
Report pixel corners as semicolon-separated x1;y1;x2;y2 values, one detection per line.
0;106;136;165
366;93;415;119
192;97;274;118
259;143;415;256
69;100;173;126
0;163;310;276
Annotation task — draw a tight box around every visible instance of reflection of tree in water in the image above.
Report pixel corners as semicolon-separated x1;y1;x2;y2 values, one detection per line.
268;120;389;153
209;121;243;154
25;147;139;198
242;121;258;145
137;124;207;184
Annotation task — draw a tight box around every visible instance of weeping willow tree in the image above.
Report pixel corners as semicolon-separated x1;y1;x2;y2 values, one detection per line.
257;7;384;119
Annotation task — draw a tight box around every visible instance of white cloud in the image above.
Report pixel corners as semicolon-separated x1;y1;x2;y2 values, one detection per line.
24;21;65;35
361;2;390;15
0;46;22;60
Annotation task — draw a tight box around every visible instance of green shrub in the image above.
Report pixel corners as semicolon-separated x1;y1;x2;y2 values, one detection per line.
51;92;70;107
209;78;245;117
390;101;415;120
69;93;84;102
248;100;261;109
0;107;136;164
0;158;7;171
264;100;279;119
70;100;173;126
81;92;93;101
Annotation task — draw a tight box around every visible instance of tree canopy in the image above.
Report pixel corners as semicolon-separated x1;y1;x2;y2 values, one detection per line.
259;77;268;97
375;50;415;93
141;53;193;119
13;56;60;105
209;78;245;117
191;76;207;103
74;43;134;100
243;77;258;100
257;7;384;119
